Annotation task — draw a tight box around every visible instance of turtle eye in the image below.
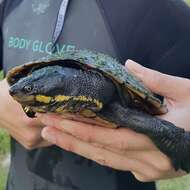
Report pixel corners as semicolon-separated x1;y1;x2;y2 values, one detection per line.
23;85;33;93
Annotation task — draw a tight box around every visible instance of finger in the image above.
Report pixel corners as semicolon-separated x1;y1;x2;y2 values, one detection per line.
119;150;183;182
23;116;45;128
38;114;156;151
3;119;45;149
37;140;53;148
132;160;185;182
126;60;190;100
124;150;173;172
132;169;185;182
91;142;174;174
41;126;151;172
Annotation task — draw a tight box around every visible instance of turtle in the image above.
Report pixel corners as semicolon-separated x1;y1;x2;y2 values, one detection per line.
6;50;190;173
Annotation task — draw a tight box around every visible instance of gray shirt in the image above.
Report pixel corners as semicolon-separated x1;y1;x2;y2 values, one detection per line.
3;1;127;189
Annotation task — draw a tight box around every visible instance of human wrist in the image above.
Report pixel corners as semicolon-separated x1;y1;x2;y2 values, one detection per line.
0;79;9;92
0;79;10;128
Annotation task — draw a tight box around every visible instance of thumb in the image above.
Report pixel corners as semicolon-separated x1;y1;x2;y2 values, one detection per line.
125;60;190;100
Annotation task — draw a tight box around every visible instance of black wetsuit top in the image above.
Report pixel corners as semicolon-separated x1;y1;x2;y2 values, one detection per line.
1;0;190;190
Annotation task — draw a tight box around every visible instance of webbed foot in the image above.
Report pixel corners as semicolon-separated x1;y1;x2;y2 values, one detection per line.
100;102;190;172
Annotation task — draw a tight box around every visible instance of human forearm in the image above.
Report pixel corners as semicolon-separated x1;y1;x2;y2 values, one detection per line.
0;79;10;128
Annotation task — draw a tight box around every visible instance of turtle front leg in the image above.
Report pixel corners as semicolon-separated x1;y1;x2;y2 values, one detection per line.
100;102;190;172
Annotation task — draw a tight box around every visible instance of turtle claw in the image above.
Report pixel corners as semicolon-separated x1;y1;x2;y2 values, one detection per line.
22;106;36;118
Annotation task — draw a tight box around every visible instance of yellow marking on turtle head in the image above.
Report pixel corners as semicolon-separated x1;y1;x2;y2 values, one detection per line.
55;95;72;102
93;99;103;109
35;108;46;113
73;96;88;102
55;107;64;113
24;106;30;112
73;96;103;109
14;95;34;102
43;95;103;109
36;95;52;104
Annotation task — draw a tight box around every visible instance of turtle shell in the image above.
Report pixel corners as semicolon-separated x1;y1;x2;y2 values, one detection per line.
7;50;167;115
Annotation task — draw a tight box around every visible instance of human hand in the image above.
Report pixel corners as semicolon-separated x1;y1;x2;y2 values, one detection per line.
127;61;190;129
0;79;52;149
38;60;190;181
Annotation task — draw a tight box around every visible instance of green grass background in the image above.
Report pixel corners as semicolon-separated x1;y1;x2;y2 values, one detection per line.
1;1;190;189
0;129;9;190
0;70;3;80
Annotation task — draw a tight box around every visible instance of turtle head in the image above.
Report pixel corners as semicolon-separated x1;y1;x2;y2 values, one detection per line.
9;66;68;106
9;75;37;105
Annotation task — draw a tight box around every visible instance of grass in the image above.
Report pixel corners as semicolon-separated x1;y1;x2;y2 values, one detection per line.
157;175;190;190
0;70;3;80
0;165;8;190
0;129;10;190
0;171;7;190
0;130;10;156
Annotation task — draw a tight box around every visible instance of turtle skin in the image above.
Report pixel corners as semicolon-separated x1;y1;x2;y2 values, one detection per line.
7;50;190;173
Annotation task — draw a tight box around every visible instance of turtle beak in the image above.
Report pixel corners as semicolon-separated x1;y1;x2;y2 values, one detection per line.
9;82;24;96
9;85;35;105
9;87;18;96
9;85;23;100
9;86;19;96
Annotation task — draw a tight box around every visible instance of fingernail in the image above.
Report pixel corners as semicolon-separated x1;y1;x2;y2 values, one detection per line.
37;114;53;126
125;59;136;66
41;128;56;144
125;60;144;79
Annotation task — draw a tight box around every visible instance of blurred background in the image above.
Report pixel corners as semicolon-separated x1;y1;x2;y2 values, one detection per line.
1;0;190;189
